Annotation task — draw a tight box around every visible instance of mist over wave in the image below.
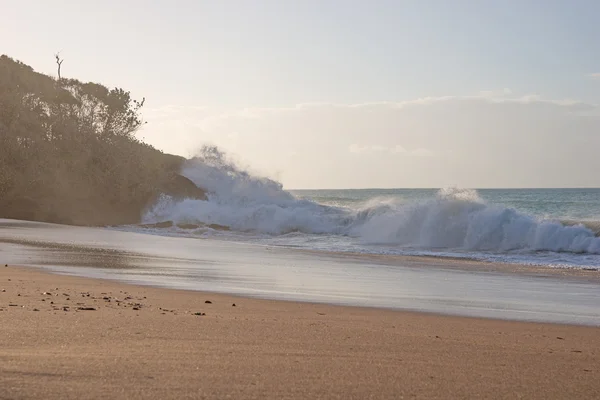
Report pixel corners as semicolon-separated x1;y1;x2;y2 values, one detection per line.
144;146;347;234
142;146;600;256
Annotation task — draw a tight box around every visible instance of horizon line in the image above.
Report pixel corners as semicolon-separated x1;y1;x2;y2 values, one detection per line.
288;187;600;191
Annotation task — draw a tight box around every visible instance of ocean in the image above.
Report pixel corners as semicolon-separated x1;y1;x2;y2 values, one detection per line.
130;158;600;270
3;155;600;323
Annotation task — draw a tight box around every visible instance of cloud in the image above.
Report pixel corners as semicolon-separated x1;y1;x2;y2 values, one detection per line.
144;92;595;128
391;145;407;154
139;92;600;189
348;144;387;154
349;144;433;157
589;73;600;80
410;148;434;157
478;88;512;97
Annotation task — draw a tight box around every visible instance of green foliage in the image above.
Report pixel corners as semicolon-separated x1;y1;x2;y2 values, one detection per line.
0;55;180;225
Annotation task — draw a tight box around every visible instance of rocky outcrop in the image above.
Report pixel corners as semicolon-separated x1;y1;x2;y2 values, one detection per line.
157;174;207;201
0;196;60;223
0;56;209;227
0;172;208;227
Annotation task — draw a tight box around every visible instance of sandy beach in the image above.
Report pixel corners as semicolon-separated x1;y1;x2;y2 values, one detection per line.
4;9;600;400
2;219;600;326
1;265;599;400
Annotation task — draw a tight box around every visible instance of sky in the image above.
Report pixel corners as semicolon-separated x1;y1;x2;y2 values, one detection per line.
2;0;600;188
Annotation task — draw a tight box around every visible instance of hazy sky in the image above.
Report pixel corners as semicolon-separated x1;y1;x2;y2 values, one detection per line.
3;0;600;188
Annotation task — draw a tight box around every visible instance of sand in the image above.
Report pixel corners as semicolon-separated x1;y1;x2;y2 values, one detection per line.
1;265;599;400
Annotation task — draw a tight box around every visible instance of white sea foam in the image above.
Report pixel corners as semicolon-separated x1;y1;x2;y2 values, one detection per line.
352;188;600;254
141;147;600;258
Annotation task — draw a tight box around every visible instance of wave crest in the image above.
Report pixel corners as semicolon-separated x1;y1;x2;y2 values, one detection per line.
142;147;600;255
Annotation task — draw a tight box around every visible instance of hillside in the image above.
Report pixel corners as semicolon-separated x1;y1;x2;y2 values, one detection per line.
0;55;204;225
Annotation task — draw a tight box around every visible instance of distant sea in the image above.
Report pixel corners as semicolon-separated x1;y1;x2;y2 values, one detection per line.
126;159;600;269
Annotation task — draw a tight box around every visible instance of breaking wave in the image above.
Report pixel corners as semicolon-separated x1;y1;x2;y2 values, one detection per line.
142;147;600;256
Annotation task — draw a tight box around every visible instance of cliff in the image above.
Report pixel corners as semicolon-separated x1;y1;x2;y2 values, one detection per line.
0;55;205;226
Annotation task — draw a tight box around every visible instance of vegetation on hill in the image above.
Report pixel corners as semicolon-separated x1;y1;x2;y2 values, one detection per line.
0;55;201;225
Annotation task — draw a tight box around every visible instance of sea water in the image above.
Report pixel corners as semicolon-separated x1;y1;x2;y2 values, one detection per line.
132;155;600;269
4;153;600;324
2;219;600;325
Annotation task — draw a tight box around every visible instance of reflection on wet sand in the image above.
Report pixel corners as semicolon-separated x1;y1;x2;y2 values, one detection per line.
2;218;600;325
0;237;141;269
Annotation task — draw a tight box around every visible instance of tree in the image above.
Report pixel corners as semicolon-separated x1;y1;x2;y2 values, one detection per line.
54;52;64;80
0;55;181;225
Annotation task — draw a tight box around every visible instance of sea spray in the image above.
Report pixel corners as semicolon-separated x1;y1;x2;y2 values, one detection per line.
143;146;347;234
353;189;600;254
142;147;600;256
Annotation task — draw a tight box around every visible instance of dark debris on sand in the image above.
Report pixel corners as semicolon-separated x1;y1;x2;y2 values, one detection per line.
0;276;242;318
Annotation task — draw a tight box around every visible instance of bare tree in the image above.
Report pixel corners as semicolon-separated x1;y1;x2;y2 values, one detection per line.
54;52;64;80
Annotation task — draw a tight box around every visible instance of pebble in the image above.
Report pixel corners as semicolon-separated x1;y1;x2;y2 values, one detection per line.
205;300;212;304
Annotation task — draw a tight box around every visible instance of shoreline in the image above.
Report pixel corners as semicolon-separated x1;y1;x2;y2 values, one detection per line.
17;262;600;327
116;223;600;277
4;217;600;282
2;218;600;326
1;264;599;399
293;246;600;282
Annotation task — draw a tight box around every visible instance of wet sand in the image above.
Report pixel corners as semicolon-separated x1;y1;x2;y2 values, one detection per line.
2;219;600;326
1;265;599;400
